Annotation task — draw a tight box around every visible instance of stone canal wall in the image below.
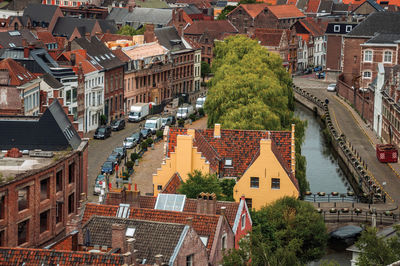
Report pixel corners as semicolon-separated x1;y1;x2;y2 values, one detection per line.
293;86;386;202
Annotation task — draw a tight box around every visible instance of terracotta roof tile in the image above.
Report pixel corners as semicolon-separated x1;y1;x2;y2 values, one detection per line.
0;247;124;265
82;203;221;252
299;17;328;36
306;0;321;13
184;20;238;35
36;31;56;44
0;58;37;86
240;3;269;18
267;4;305;19
161;172;182;194
254;28;286;47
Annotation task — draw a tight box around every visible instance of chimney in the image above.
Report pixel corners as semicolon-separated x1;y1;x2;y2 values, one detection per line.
214;124;221;138
71;230;79;251
128;5;133;12
112;223;127;253
197;192;206;214
206;193;217;215
155;254;164;266
124;238;137;265
22;38;29;59
144;24;156;43
71;53;76;66
185;217;193;226
220;206;226;217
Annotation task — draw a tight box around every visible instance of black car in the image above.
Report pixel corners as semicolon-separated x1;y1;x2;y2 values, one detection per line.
113;146;127;159
140;128;152;139
303;68;312;74
111;119;126;131
94;126;112;139
131;132;143;144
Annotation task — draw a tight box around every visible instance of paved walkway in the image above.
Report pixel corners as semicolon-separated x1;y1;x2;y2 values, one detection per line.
294;76;400;206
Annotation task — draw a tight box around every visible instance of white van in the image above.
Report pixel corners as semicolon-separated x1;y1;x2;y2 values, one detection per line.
176;105;194;120
195;97;206;109
128;103;150;122
144;117;162;134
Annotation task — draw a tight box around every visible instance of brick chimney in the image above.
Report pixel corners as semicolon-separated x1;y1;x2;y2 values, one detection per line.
128;5;134;12
155;254;164;266
196;192;206;214
112;223;127;253
206;193;217;215
144;24;156;43
22;38;29;59
196;192;216;214
214;124;221;138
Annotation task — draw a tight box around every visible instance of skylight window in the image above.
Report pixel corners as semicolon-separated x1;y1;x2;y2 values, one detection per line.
91;60;97;65
9;43;16;47
225;158;233;167
105;54;110;59
126;227;136;237
17;75;24;80
154;194;186;212
116;203;130;218
200;236;208;246
9;31;20;36
100;55;106;60
95;56;100;61
110;53;115;58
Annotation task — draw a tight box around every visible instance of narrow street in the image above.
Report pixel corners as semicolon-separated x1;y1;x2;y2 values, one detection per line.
294;76;400;205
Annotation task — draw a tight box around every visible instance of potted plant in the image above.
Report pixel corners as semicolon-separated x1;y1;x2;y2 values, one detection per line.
141;141;148;151
126;160;134;170
130;152;139;162
156;130;163;140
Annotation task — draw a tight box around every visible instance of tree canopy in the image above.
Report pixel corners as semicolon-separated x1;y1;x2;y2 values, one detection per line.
177;170;235;201
355;226;400;266
217;5;236;20
223;197;328;265
204;35;308;196
117;25;146;36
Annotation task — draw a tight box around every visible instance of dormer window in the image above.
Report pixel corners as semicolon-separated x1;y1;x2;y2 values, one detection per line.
224;158;232;167
334;25;340;33
346;25;352;33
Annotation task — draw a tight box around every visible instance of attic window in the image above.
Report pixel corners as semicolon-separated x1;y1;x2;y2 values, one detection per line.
200;236;208;246
100;55;106;60
95;56;100;62
126;227;135;237
109;53;115;58
17;75;24;80
333;25;340;33
346;25;352;32
105;54;110;59
224;158;233;167
9;43;16;47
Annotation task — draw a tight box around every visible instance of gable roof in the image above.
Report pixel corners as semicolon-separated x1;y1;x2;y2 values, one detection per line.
299;17;328;37
36;31;57;44
155;26;187;51
239;3;269;18
52;17;117;39
161;172;183;194
0;58;37;86
317;0;334;13
0;99;81;151
0;29;39;49
253;28;287;47
83;216;187;265
306;0;321;13
59;49;103;74
82;203;222;253
347;12;400;37
351;0;384;13
184;20;238;36
267;4;305;19
23;3;60;24
0;247;125;265
73;36;124;70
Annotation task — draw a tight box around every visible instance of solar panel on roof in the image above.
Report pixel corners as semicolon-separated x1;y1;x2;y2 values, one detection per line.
154;194;186;212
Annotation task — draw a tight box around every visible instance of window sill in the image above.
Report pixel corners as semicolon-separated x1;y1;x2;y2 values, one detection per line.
250;186;259;189
271;188;280;190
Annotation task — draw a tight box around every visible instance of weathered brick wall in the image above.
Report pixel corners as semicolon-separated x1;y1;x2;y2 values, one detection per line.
174;227;209;266
342;37;368;85
326;35;342;71
227;6;254;34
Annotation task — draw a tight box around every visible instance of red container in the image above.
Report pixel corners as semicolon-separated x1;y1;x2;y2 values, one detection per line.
376;144;398;163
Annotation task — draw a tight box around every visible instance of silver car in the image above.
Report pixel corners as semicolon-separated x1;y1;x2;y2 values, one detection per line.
327;84;336;92
123;137;136;149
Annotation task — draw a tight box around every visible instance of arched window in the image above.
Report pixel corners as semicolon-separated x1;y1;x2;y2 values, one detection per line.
384;51;392;63
364;50;373;62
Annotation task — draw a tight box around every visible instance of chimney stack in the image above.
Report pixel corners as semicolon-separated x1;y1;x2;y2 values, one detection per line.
206;193;217;215
197;192;206;214
155;254;164;265
220;206;226;217
144;24;156;43
22;38;29;59
112;223;127;253
214;124;221;138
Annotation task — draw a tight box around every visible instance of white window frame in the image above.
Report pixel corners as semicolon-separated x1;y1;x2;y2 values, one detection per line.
241;214;246;230
345;25;352;33
364;50;373;62
363;71;372;79
333;25;340;33
383;50;392;63
221;233;227;250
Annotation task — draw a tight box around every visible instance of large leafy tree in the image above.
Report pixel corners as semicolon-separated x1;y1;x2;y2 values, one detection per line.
217;5;236;20
223;197;328;265
117;25;146;36
355;226;400;266
204;35;308;196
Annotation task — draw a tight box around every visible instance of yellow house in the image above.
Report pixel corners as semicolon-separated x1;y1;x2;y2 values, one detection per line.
152;124;299;209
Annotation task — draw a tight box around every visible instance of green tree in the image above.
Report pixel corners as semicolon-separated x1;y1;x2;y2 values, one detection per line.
355;226;400;266
217;5;236;20
178;170;223;199
201;61;211;82
205;35;308;196
219;179;236;201
117;25;146;36
223;197;328;265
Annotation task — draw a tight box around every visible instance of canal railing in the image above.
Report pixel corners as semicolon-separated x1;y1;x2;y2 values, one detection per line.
318;208;400;225
293;86;390;203
304;192;359;203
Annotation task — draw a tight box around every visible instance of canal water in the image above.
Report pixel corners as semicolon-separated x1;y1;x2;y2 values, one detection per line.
295;102;353;266
295;102;352;194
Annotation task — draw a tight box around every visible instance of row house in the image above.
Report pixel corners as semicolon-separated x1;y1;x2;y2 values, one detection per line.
23;3;63;32
120;42;172;111
0;99;88;248
42;0;102;7
0;58;41;116
184;20;238;64
72;36;125;122
57;49;105;133
338;12;400;126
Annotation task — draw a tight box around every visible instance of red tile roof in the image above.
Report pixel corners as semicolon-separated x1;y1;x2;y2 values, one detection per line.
111;48;131;63
168;127;292;178
0;247;125;265
306;0;321;13
161;172;182;194
59;49;103;74
36;30;56;44
287;0;298;5
240;3;269;18
82;203;221;252
299;17;328;36
0;58;37;86
253;28;287;47
184;20;238;35
267;4;305;19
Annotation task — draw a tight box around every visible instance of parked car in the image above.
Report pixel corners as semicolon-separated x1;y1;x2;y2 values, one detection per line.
162;116;175;128
303;68;312;74
93;174;105;195
195;97;206;110
131;132;143;143
101;161;114;174
94;126;112;139
144;117;162;134
113;146;127;159
111;119;125;131
314;66;322;72
141;128;152;139
107;152;121;166
123;137;137;149
327;84;336;92
317;71;325;79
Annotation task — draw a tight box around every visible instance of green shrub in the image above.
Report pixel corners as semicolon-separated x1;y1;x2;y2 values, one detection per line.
130;152;139;162
141;142;148;150
126;160;134;169
198;108;205;117
156;130;163;139
146;138;154;145
189;114;196;121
